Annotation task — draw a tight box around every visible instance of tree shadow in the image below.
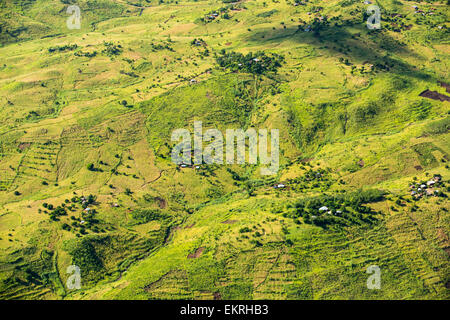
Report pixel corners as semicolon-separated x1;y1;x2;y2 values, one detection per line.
245;23;433;82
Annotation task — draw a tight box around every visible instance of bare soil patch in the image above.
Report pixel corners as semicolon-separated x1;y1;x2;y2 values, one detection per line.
155;196;167;209
358;159;365;167
187;247;205;259
18;142;31;151
419;89;450;102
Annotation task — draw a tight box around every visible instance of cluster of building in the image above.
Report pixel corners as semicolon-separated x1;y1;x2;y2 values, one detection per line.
320;206;342;215
412;5;439;17
206;12;219;21
409;175;442;199
179;164;201;169
412;6;445;29
310;207;343;220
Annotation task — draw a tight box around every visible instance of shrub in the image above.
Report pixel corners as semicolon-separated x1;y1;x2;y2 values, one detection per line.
63;238;103;273
130;209;167;224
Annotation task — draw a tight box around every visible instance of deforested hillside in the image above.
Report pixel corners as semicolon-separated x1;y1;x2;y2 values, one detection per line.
0;0;448;300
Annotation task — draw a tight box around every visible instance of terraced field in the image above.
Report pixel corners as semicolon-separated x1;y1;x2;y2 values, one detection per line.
0;0;449;300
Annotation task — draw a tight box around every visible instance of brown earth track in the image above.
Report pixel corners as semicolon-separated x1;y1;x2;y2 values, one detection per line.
222;219;237;224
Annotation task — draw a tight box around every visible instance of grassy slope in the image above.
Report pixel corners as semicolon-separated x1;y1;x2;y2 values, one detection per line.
0;0;449;299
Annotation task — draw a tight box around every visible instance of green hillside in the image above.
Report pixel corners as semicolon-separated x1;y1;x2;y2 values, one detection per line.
0;0;449;300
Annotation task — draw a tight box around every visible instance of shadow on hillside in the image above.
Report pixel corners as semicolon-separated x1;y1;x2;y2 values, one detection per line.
245;23;433;82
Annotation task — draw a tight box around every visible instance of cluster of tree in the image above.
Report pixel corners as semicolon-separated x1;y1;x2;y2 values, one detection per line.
102;42;123;57
79;194;97;208
286;189;386;228
216;50;284;76
42;202;67;221
130;209;168;225
412;6;447;28
197;5;235;24
48;44;78;53
190;38;207;46
69;213;101;235
40;194;98;225
227;168;245;181
307;16;330;36
74;50;97;58
63;238;104;275
120;70;139;78
283;167;334;192
150;42;174;52
0;249;55;292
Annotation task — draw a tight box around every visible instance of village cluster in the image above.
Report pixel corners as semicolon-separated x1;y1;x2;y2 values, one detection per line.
409;175;444;199
411;5;439;17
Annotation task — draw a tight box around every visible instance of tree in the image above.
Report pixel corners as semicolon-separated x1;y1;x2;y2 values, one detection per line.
216;50;284;76
216;50;284;102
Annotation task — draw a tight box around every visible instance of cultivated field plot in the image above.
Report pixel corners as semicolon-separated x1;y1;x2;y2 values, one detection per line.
0;0;449;300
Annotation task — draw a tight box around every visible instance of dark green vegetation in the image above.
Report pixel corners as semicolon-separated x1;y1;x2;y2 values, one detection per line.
289;189;385;228
0;0;449;300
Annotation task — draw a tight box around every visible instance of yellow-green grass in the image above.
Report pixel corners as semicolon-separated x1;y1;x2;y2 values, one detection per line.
0;0;449;299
